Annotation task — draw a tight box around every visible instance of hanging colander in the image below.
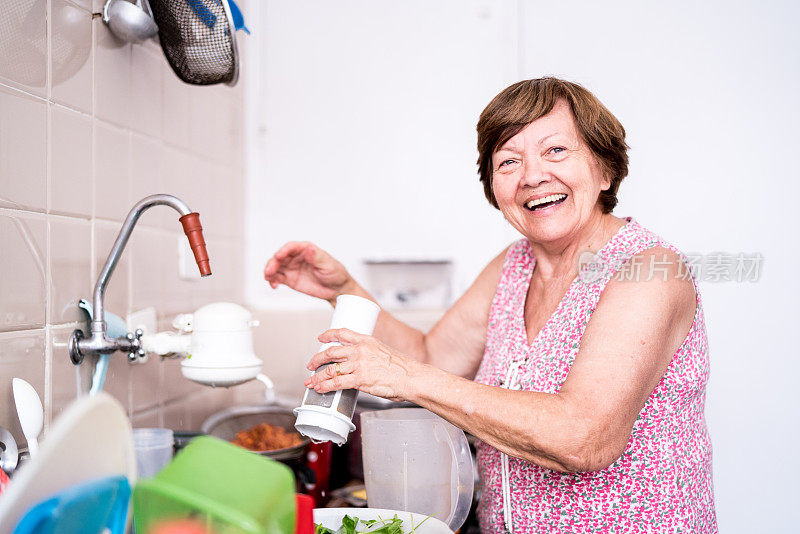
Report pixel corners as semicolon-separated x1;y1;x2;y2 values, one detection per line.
148;0;245;86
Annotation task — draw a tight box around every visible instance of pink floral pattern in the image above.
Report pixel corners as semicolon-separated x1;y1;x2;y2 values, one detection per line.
474;218;716;533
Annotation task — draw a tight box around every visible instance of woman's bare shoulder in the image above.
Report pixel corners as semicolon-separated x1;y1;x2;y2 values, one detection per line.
601;246;697;326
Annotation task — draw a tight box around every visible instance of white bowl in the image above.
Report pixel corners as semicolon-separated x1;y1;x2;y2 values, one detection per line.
313;508;453;534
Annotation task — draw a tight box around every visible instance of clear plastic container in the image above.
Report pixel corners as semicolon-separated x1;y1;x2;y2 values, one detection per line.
133;428;174;478
360;408;474;532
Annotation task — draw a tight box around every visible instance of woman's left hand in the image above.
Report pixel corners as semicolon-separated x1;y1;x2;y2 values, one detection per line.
304;329;418;402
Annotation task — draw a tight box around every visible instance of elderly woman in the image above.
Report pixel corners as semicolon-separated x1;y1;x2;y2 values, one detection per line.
264;78;716;533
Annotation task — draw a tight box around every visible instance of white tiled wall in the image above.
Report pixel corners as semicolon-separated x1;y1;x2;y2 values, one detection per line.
0;0;250;451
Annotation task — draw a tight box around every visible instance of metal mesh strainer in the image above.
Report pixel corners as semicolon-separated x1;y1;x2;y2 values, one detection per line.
148;0;239;86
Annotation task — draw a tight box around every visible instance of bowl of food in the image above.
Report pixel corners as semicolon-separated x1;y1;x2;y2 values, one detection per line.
313;508;453;534
201;404;309;461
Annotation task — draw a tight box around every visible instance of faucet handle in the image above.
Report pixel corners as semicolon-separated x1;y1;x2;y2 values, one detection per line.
126;329;147;363
69;330;86;365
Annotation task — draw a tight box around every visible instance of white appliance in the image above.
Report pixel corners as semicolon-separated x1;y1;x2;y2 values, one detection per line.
142;302;269;388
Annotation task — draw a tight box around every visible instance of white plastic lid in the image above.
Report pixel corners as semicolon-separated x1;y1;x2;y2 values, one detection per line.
330;295;381;333
293;405;355;445
192;302;255;332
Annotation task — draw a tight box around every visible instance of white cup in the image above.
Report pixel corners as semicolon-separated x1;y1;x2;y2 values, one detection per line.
133;428;174;478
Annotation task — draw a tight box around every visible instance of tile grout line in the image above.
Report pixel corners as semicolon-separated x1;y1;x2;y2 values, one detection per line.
0;327;47;340
0;206;47;219
90;0;98;305
44;326;53;434
50;101;92;119
0;320;86;340
135;387;209;415
0;81;47;102
44;0;53;433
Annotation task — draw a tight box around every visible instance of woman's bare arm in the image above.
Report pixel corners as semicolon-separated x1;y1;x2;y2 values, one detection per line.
310;248;698;472
406;248;697;471
265;241;507;378
347;247;508;378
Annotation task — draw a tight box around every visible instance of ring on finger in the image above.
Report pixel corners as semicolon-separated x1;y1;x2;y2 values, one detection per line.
334;362;342;376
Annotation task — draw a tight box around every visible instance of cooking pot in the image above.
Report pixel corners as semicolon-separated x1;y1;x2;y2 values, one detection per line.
201;404;309;461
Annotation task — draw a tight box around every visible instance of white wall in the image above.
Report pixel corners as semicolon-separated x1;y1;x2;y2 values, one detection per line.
515;2;800;531
246;1;800;531
245;0;521;310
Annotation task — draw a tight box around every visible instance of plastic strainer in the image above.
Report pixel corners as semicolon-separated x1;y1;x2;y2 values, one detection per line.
148;0;245;86
132;436;296;534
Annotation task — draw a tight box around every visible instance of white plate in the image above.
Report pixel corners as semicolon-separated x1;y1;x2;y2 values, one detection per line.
0;393;135;533
313;508;453;534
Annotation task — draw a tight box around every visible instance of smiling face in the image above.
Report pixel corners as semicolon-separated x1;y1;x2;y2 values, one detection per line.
491;100;611;245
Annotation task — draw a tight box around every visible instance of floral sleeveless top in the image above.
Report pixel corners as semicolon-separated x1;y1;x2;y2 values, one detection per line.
474;218;716;533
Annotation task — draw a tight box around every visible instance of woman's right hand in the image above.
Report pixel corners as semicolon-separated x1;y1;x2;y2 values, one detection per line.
263;242;357;305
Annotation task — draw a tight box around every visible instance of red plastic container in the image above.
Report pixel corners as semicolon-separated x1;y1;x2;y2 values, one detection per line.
304;441;332;507
294;494;315;534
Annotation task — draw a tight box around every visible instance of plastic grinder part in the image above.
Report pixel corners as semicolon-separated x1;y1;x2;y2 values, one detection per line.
294;295;381;445
294;405;355;446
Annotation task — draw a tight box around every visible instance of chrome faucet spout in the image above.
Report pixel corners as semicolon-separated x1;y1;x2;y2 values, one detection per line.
70;194;211;366
93;194;192;327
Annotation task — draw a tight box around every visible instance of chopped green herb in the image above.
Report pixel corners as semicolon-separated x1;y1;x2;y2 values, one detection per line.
314;513;434;534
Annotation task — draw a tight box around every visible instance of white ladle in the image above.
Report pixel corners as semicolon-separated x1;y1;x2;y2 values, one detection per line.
12;378;43;459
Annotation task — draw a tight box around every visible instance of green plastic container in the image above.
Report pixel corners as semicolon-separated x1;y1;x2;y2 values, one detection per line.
132;436;296;534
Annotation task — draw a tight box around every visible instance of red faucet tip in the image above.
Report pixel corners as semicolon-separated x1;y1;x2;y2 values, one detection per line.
179;213;212;277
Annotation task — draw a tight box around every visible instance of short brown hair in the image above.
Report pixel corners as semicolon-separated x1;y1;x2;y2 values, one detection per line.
476;77;629;213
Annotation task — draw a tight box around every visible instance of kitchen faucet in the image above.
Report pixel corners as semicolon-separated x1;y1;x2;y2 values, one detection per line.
69;194;211;365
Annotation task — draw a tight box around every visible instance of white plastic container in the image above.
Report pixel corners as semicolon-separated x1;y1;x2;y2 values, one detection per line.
360;408;474;532
141;302;264;388
179;302;263;387
133;428;174;478
294;295;381;445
